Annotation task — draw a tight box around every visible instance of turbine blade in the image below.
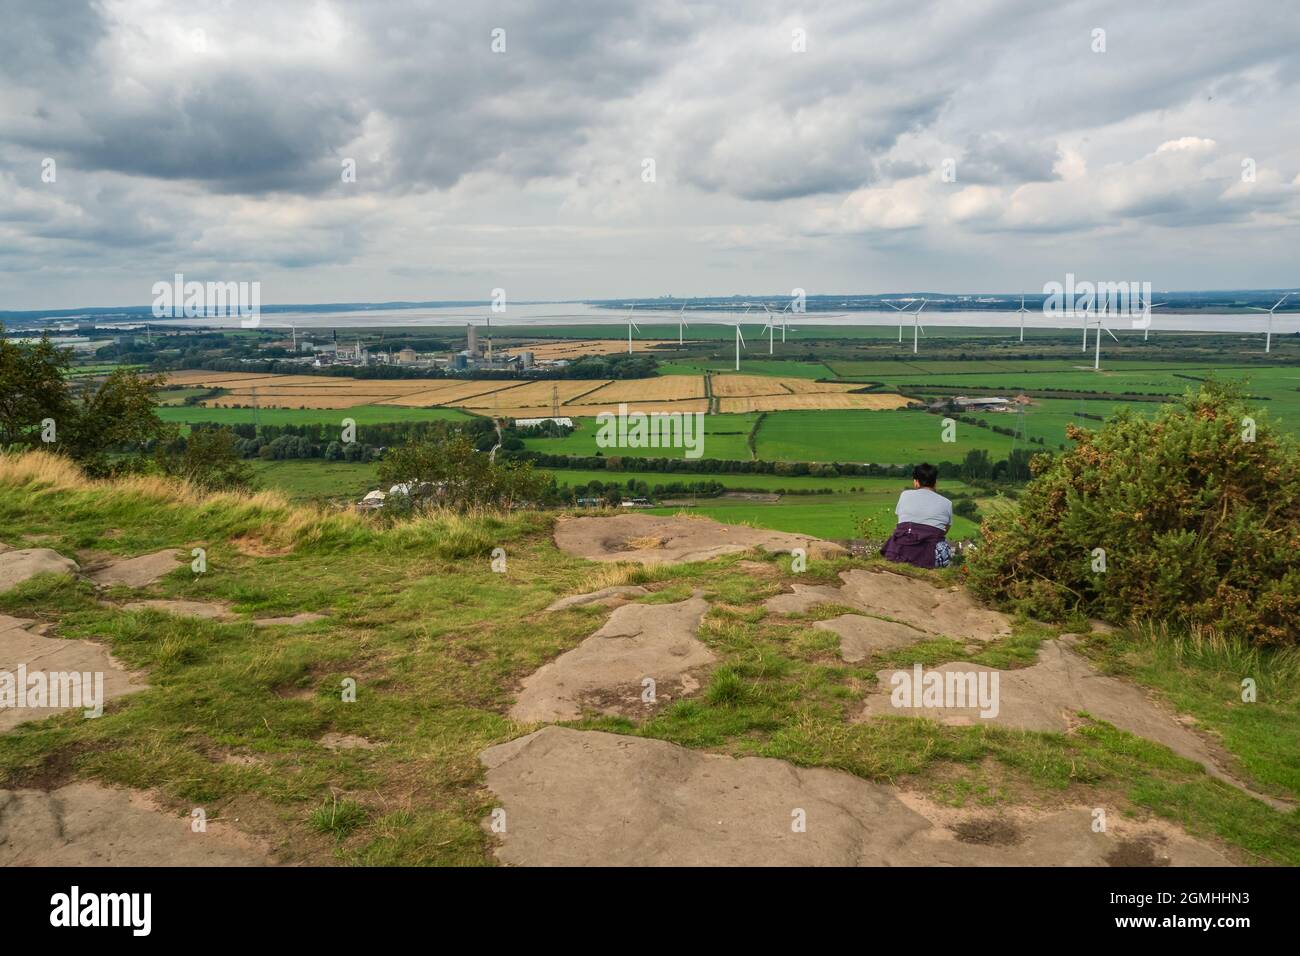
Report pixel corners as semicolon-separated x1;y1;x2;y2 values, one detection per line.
1104;324;1119;343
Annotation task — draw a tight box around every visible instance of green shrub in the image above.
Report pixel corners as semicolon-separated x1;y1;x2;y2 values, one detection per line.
968;382;1300;647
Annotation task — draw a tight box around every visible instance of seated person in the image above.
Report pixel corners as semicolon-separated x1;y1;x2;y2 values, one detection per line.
880;463;953;569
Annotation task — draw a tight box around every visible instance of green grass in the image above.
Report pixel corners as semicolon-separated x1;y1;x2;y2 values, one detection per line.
526;413;759;461
2;453;1297;865
251;460;379;501
660;359;836;379
646;492;981;540
755;409;1020;464
543;467;975;495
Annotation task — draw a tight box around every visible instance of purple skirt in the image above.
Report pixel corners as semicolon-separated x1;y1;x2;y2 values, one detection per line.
880;521;947;570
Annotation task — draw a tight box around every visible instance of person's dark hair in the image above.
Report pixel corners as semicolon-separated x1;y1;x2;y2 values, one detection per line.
913;463;939;488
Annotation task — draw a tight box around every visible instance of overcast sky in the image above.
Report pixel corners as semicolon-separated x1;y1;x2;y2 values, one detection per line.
1;0;1297;310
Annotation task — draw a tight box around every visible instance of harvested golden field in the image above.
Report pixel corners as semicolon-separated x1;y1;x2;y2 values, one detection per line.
718;392;910;413
778;378;863;394
204;395;366;410
459;380;611;409
572;377;706;404
490;400;710;419
171;371;901;416
166;370;265;386
510;339;678;361
378;381;524;407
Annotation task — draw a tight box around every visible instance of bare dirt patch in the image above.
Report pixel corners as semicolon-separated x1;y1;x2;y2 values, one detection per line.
0;549;79;593
479;727;1233;866
554;514;838;565
857;638;1289;809
0;782;271;865
0;615;148;732
765;568;1011;642
86;550;183;588
510;595;713;722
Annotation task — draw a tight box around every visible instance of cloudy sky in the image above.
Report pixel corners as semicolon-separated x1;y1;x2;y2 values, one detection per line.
1;0;1297;310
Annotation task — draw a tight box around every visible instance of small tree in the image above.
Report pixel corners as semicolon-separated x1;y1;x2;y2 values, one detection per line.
377;435;545;511
157;427;255;491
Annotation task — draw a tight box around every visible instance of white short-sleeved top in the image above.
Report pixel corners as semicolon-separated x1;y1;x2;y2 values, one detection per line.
895;488;952;532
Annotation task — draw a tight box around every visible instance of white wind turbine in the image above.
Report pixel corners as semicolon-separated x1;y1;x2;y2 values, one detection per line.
1088;308;1120;371
759;307;777;354
775;301;793;342
1247;293;1291;353
677;302;690;346
733;321;747;371
885;300;911;343
761;303;794;352
1015;294;1030;343
1137;293;1167;342
625;305;640;355
1081;295;1092;353
908;298;928;354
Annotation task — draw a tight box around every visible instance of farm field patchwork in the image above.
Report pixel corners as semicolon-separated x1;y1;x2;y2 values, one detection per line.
167;371;908;417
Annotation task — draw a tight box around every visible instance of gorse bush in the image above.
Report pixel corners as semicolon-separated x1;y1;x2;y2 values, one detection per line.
968;382;1300;647
377;434;546;511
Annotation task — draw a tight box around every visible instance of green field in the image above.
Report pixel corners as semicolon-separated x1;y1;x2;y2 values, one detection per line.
647;493;981;541
540;467;972;495
753;409;1020;464
251;460;379;501
659;359;836;379
526;413;759;461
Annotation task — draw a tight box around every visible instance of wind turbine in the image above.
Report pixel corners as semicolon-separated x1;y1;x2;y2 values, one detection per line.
733;322;747;371
625;305;640;355
1247;293;1291;353
677;302;689;346
772;301;793;342
909;298;928;354
1088;310;1120;371
1137;294;1167;342
1015;294;1030;343
759;308;776;354
885;300;910;343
